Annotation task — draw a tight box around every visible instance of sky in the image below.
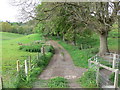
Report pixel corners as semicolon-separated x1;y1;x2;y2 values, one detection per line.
0;0;18;22
0;0;118;22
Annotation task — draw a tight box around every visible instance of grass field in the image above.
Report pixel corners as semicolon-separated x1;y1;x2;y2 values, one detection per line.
1;32;44;88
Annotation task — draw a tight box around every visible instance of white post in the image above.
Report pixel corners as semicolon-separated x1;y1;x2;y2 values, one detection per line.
112;54;117;69
17;60;20;72
114;69;119;88
25;60;28;76
0;76;2;90
41;46;43;54
96;55;98;62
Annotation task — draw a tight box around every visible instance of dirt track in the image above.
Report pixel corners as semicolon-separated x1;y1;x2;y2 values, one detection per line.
37;40;87;87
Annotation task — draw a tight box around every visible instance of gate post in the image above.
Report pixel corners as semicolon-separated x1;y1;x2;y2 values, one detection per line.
112;54;117;69
25;60;28;76
88;59;91;68
114;69;119;88
96;62;100;87
17;60;20;72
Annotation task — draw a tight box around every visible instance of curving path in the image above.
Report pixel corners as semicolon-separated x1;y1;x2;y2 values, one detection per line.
36;40;87;88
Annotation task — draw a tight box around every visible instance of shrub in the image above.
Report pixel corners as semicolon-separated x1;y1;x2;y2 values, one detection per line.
19;44;42;52
45;45;55;54
19;43;54;53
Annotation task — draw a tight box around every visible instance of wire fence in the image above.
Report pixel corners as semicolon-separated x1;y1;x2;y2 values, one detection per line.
0;46;46;89
99;70;113;87
89;53;120;70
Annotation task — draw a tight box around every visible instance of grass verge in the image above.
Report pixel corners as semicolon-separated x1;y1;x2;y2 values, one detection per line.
58;41;98;68
48;77;69;88
18;52;54;88
78;69;97;88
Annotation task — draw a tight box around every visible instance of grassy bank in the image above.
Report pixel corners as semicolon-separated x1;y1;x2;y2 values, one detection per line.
1;32;45;88
58;41;97;68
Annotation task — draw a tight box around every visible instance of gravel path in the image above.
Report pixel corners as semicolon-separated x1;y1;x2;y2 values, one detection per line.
37;40;87;88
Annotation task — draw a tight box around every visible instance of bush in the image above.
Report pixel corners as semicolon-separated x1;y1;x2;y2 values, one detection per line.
19;43;55;53
45;45;55;54
19;44;42;52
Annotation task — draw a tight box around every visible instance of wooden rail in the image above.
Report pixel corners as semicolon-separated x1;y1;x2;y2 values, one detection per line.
90;60;119;88
90;61;117;72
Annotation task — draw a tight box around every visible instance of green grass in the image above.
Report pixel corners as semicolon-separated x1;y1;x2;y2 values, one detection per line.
78;69;97;88
32;77;69;88
1;32;44;88
48;77;69;88
18;52;53;88
58;41;97;68
108;31;118;51
0;32;24;41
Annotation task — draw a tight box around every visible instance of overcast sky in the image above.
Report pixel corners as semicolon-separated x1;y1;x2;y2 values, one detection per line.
0;0;18;22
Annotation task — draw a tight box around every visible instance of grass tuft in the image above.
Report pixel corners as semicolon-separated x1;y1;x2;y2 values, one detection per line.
78;69;97;88
48;77;69;88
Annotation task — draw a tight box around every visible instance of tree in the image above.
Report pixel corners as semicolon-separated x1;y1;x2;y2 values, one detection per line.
60;2;119;55
11;1;119;55
2;22;12;32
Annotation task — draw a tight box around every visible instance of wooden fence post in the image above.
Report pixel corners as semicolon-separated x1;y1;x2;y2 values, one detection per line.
96;62;100;87
25;60;28;76
0;76;3;90
114;69;119;88
81;44;83;50
29;56;31;71
95;55;98;62
41;46;45;55
17;60;20;72
112;54;117;69
88;59;91;68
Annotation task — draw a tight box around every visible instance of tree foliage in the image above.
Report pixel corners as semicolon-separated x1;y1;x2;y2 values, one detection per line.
11;1;119;54
33;2;118;54
1;21;34;34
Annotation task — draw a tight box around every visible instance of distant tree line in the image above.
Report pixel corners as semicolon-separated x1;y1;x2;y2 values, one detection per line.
0;20;36;35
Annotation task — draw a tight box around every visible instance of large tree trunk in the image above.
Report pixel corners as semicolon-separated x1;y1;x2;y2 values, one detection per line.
99;33;109;55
